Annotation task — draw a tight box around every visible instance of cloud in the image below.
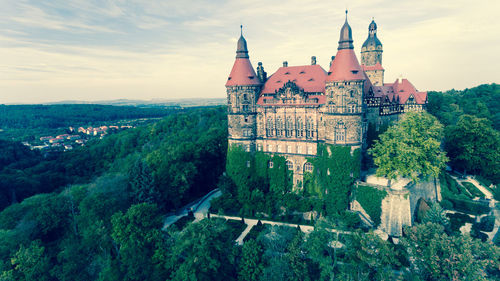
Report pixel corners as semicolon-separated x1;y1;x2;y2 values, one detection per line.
0;0;498;103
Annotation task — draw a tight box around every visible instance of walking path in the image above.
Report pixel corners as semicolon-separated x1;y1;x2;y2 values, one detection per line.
163;189;221;229
210;213;351;245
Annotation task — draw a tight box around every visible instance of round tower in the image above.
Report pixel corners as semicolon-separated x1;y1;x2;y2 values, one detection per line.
361;19;384;85
226;26;262;152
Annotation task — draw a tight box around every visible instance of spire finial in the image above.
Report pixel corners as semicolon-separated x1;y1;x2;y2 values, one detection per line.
345;10;348;20
240;25;243;36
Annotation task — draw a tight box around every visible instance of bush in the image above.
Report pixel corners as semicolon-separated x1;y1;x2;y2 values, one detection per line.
447;213;474;232
477;216;495;232
449;198;490;215
172;215;194;230
355;185;387;226
440;199;454;210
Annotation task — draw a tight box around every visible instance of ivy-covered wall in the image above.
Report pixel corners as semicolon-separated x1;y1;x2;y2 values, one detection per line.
223;143;361;217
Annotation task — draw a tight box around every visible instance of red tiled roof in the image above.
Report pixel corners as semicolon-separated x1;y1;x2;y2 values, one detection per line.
225;58;262;87
362;63;384;71
371;78;427;105
326;49;365;82
261;65;327;94
257;94;326;106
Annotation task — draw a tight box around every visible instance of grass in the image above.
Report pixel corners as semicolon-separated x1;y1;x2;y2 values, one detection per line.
355;185;387;226
462;182;485;198
211;218;247;240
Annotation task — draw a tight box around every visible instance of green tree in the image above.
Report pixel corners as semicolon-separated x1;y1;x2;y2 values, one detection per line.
402;222;500;280
238;239;264;281
369;112;448;183
1;240;51;281
165;219;237;281
343;231;400;280
445;115;500;179
111;203;164;281
286;231;311;281
128;159;159;204
422;202;451;233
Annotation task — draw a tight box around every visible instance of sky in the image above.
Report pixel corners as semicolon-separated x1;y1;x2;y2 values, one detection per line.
1;0;499;104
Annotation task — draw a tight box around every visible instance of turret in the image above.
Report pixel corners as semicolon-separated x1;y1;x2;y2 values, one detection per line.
226;26;262;152
361;19;384;85
324;11;366;149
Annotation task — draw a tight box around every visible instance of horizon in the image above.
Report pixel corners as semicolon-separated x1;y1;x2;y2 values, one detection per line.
1;0;499;104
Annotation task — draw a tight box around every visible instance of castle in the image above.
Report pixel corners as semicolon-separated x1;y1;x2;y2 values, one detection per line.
226;13;427;186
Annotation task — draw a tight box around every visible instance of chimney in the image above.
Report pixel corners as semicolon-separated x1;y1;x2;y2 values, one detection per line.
283;61;288;67
311;56;316;65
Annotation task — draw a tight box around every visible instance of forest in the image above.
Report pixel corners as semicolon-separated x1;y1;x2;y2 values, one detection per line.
0;84;498;280
0;104;178;141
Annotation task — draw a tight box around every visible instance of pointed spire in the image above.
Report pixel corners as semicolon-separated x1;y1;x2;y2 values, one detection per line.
236;25;249;58
338;10;354;50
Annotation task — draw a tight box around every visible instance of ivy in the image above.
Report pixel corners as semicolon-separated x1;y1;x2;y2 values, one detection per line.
225;143;361;217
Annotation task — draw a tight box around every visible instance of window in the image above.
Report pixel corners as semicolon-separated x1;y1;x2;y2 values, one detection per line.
257;143;262;151
286;117;294;137
245;145;251;152
304;162;313;172
296;118;304;138
246;160;251;167
307;146;313;155
287;145;292;153
243;93;248;100
286;160;294;170
268;161;274;168
276;117;284;137
244;116;249;122
297;146;302;154
266;117;274;137
277;145;282;153
348;103;356;113
306;117;314;139
242;104;249;112
336;121;345;142
328;101;335;113
267;144;273;152
243;129;252;137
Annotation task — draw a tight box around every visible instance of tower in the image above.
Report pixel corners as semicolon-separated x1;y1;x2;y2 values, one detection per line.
361;19;384;85
324;11;366;150
226;26;262;152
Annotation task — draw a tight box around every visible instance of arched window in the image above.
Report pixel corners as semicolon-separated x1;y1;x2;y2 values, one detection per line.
336;121;345;142
296;117;304;138
266;117;274;137
304;162;313;173
306;117;314;139
285;117;294;137
286;160;294;170
276;117;284;137
268;160;274;168
328;101;335;113
347;103;357;113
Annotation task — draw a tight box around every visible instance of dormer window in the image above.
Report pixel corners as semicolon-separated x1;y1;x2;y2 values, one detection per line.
299;71;305;74
276;80;282;83
351;70;359;74
284;72;290;75
308;78;314;81
228;77;231;80
248;76;254;79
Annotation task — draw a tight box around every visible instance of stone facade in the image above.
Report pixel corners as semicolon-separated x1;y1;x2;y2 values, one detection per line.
225;16;427;187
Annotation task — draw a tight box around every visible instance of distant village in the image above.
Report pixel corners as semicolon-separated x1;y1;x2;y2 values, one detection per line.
23;124;134;152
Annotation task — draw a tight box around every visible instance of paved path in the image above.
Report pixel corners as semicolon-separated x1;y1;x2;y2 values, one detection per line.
210;213;352;244
163;189;221;229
